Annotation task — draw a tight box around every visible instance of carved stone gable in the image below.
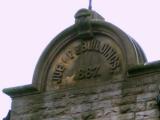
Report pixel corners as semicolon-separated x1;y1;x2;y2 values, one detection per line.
4;8;160;120
31;9;146;91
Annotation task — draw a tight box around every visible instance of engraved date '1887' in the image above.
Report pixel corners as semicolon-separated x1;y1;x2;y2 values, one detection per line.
74;65;101;80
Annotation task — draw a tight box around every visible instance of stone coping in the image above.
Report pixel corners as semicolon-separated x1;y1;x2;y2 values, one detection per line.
3;84;39;98
128;60;160;77
3;61;160;98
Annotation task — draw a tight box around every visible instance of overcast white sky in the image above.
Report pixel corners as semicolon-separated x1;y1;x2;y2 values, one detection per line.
1;0;160;119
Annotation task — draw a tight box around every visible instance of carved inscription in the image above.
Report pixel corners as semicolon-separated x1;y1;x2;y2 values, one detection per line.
51;39;121;84
52;64;65;83
61;50;75;63
52;50;75;83
75;65;100;80
75;39;120;72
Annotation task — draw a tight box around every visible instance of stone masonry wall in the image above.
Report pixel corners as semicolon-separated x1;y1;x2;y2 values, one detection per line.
10;73;160;120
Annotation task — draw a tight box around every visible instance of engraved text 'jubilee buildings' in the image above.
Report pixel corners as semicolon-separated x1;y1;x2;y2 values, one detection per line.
51;38;122;84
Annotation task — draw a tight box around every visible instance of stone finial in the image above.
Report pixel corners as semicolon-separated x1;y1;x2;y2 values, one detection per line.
75;8;104;39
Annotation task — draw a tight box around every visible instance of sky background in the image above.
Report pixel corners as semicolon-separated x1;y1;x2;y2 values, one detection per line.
1;0;160;119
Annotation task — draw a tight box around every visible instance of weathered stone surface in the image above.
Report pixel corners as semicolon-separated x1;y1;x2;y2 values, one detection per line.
136;109;159;120
146;101;158;110
137;93;157;102
3;8;160;120
7;74;160;120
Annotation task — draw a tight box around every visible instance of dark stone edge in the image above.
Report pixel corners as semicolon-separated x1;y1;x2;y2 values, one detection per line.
3;110;11;120
128;60;160;77
2;84;40;98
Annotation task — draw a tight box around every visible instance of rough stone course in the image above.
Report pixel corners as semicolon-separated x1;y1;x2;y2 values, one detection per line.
9;73;160;120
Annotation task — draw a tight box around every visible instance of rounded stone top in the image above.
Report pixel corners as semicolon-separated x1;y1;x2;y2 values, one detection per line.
75;8;104;23
75;9;91;18
32;9;147;91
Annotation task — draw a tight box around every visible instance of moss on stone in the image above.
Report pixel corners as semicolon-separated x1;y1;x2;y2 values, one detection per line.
3;84;39;98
